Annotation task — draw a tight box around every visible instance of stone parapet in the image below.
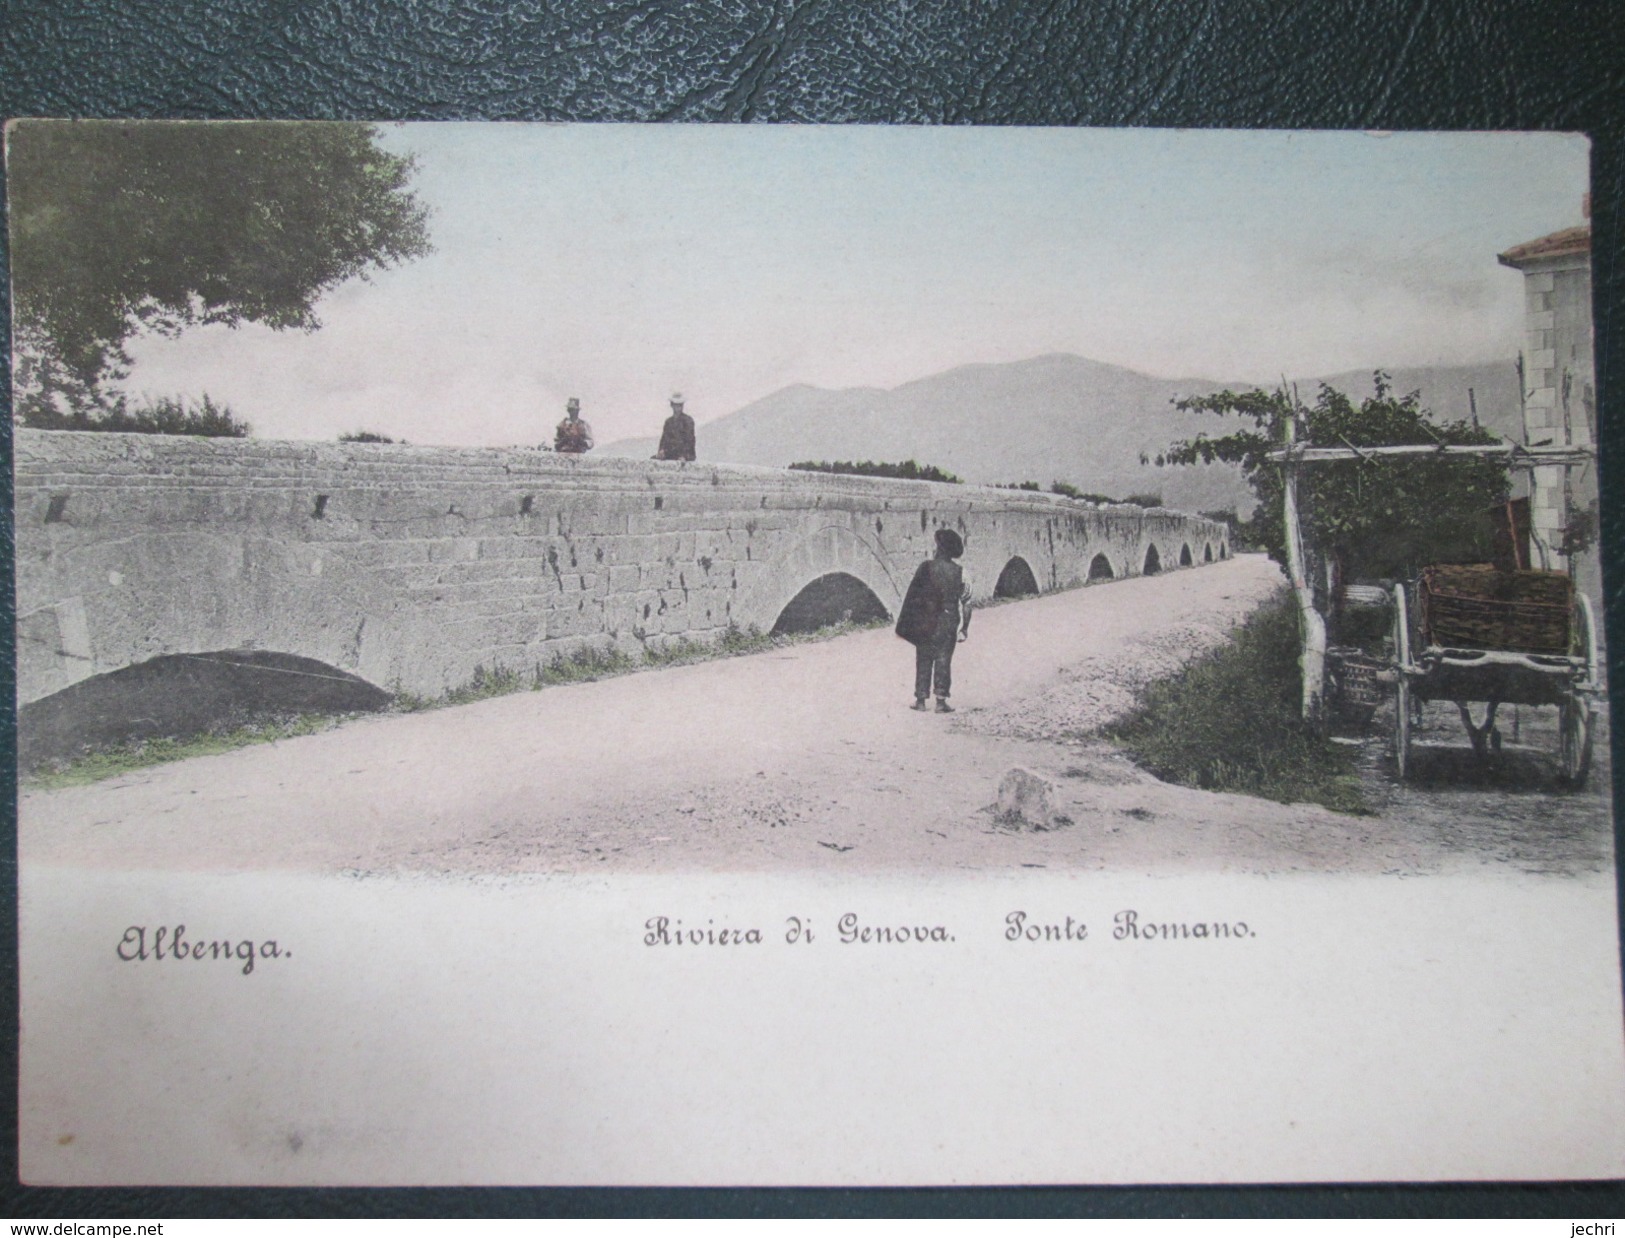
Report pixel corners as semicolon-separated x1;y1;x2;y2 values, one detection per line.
15;430;1229;704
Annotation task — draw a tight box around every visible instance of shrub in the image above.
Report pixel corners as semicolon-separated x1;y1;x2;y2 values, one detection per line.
1105;592;1367;814
23;393;250;437
1052;481;1119;504
788;459;962;484
996;480;1119;503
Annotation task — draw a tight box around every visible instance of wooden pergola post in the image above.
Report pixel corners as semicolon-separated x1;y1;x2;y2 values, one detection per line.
1280;408;1327;730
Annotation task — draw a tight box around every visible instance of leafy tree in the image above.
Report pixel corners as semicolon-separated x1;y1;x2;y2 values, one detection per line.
10;120;432;424
23;393;249;437
787;459;962;484
1048;481;1121;504
999;479;1135;505
1164;375;1509;582
339;430;397;444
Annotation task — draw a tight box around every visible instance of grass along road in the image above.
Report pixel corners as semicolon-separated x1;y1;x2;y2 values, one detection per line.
20;554;1611;877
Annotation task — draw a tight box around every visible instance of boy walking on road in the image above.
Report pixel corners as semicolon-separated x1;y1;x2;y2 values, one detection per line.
895;528;971;712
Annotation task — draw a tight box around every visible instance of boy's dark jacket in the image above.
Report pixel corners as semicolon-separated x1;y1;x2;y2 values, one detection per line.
895;559;959;645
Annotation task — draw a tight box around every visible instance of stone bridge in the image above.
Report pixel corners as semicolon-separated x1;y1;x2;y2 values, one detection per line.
15;429;1228;720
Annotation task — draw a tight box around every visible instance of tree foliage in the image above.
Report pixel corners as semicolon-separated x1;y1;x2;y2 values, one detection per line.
995;480;1152;505
787;459;962;484
24;393;249;437
1164;375;1509;581
9;120;432;424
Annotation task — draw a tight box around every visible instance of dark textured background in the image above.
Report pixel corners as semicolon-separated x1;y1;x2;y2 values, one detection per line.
2;0;1623;1219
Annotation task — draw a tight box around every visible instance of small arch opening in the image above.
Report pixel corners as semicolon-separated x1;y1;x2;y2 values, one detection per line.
771;572;889;636
18;651;391;772
1179;543;1193;567
993;556;1040;599
1088;553;1115;581
1220;543;1228;560
1143;544;1162;576
1204;543;1213;563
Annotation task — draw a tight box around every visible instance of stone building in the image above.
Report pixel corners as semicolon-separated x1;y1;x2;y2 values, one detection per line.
1497;218;1600;608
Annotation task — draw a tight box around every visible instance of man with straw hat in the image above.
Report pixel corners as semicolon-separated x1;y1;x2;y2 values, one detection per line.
554;397;594;454
655;391;697;461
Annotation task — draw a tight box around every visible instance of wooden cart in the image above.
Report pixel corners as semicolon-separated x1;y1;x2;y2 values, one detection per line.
1389;565;1600;787
1268;433;1599;786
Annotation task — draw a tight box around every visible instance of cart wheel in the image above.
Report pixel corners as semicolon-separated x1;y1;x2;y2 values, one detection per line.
1559;595;1598;790
1559;698;1593;789
1575;594;1600;681
1395;676;1412;778
1392;583;1412;779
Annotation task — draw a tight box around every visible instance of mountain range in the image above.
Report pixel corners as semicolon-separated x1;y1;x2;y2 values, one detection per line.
601;353;1522;514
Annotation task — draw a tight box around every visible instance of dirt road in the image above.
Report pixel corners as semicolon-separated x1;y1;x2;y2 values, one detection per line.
19;554;1613;877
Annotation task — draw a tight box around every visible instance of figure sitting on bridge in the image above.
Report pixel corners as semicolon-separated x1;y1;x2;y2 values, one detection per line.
554;397;594;454
655;391;696;462
895;527;972;713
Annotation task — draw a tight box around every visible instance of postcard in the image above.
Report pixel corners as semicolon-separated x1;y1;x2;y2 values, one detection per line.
10;122;1621;1185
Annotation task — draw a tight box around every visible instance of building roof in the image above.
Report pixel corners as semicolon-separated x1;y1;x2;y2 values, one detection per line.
1497;225;1591;269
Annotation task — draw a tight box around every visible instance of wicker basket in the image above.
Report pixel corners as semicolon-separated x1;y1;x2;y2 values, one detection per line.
1328;648;1386;712
1419;564;1573;654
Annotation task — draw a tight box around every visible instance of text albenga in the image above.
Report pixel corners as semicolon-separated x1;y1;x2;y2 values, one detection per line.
118;925;287;975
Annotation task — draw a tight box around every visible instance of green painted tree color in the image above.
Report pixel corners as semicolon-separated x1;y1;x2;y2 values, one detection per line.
9;120;432;424
1164;376;1509;581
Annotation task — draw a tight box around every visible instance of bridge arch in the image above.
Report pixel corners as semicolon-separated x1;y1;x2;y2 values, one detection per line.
1087;553;1115;582
1180;543;1193;567
1142;544;1162;576
993;556;1040;599
737;520;902;637
1204;543;1213;563
771;573;889;635
18;650;389;771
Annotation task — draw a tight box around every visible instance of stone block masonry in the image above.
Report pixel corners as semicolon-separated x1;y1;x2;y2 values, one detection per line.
15;430;1228;706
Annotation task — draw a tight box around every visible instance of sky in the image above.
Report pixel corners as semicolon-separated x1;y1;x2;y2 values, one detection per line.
113;124;1589;448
